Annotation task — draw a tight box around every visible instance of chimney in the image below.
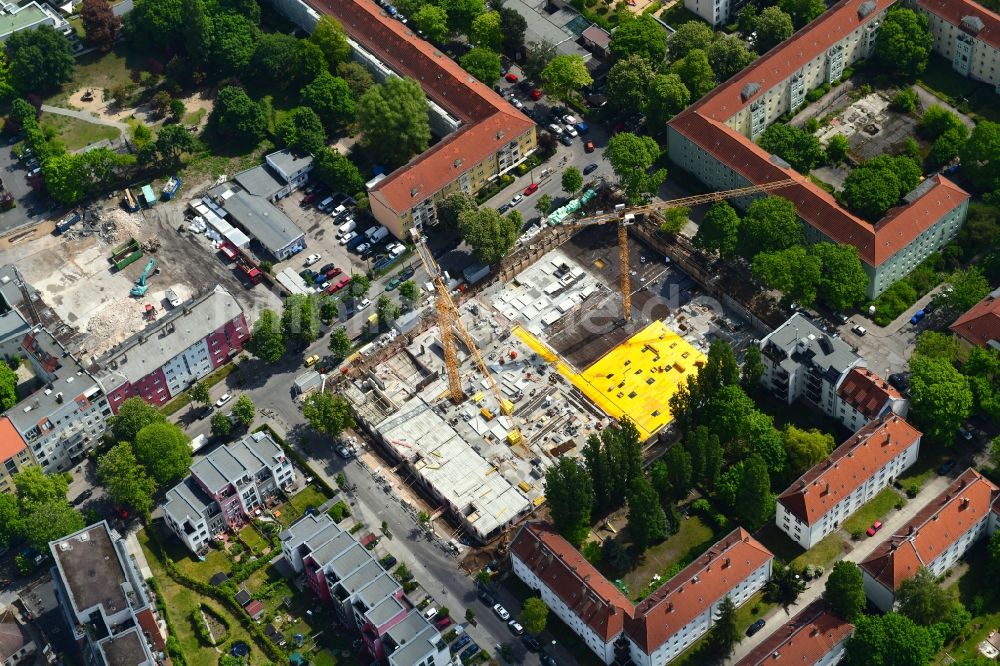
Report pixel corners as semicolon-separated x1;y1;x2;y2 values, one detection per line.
824;482;830;495
724;557;731;568
960;497;970;509
667;602;674;613
907;525;915;535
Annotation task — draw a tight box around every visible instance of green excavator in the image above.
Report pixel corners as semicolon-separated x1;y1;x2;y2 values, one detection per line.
130;258;156;297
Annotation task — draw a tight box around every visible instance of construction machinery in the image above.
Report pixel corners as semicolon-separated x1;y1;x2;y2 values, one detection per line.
130;258;157;297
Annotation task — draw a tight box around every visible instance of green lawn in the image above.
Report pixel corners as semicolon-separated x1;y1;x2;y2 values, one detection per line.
935;543;1000;664
622;516;716;600
46;45;144;106
733;590;775;634
843;488;904;535
658;3;705;26
668;590;774;666
38;113;120;151
239;524;268;552
918;54;1000;123
897;448;949;493
275;485;331;528
161;362;239;416
791;532;848;570
183;107;207;126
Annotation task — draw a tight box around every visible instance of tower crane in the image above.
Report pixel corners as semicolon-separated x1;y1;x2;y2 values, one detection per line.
562;177;805;321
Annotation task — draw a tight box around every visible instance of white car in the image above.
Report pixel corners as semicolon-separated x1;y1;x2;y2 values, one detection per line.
424;607;438;620
851;324;868;337
356;242;371;255
358;298;372;310
563;114;578;125
303;253;321;266
339;231;357;245
564;125;579;137
493;604;510;621
509;194;524;207
512;98;524;109
508;620;524;635
546;123;564;135
215;393;232;408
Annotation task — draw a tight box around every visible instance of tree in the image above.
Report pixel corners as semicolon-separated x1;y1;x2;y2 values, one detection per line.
561;167;583;197
301;72;356;131
670;49;715;99
825;561;866;621
841;157;910;220
694;201;740;257
660;207;689;235
892;88;920;113
783;425;834;475
826;134;850;163
309;15;350;69
336;61;375;99
459;47;502;84
357;77;430;166
231;394;255;427
282;294;320;348
960;121;1000;192
302;391;355;438
709;596;739;658
81;0;121;52
765;560;806;610
277;106;326;155
469;11;502;52
14;466;69;507
646;73;690;125
248;34;325;95
97;443;156;518
754;7;793;53
707;37;756;81
914;331;959;362
544;457;594;546
741;345;765;390
0;364;16;411
988;531;1000;581
211;411;233;438
627;475;668;551
811;242;869;310
376;296;400;329
154;124;196;165
874;7;933;79
330;327;352;360
939;267;991;317
189;381;210;406
439;0;484;34
897;567;955;626
778;0;826;28
246;309;286;363
845;613;941;666
5;25;75;93
0;493;20;549
109;397;166;443
498;7;527;55
181;0;211;67
125;0;183;48
540;54;592;104
758;123;826;172
920;105;965;140
436;192;477;230
739;196;802;258
413;4;449;44
457;207;519;264
753;246;822;306
965;348;1000;420
169;98;186;120
348;273;371;299
211;86;266;146
668;21;715;60
535;194;553;216
520;598;549;635
663;445;693;499
909;354;973;443
20;499;84;551
735;454;772;530
313;148;364;196
399;280;420;308
609;14;666;64
210;13;259;77
606;54;654;115
523;40;557;81
737;5;758;34
133;422;192;486
604;132;666;204
929;126;968;169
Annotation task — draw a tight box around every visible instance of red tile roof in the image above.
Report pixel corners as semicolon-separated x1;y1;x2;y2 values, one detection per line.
733;601;853;666
624;528;773;654
510;522;633;642
0;417;26;463
918;0;1000;51
949;288;1000;347
778;415;922;526
668;0;969;268
837;367;904;419
244;600;265;617
860;468;1000;591
314;0;535;216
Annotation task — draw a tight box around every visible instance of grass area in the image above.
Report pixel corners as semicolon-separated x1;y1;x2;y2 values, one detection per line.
757;522;847;570
622;516;715;599
239;524;268;552
46;44;143;106
38;113;120;151
918;54;1000;123
658;3;705;26
182;141;274;183
791;533;847;570
69;16;85;39
183;107;207;126
668;590;774;666
935;544;1000;664
842;487;904;536
897;448;949;493
733;590;775;634
274;484;331;528
161;362;238;416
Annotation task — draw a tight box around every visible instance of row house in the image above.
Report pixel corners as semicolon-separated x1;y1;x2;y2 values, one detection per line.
733;601;853;666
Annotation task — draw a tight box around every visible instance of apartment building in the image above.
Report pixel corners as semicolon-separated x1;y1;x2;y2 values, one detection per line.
0;418;35;495
918;0;1000;94
317;0;537;239
163;431;295;554
50;522;165;666
836;367;909;433
97;285;249;412
860;468;1000;611
510;523;774;666
950;286;1000;357
280;514;450;666
685;0;751;27
776;415;922;549
733;601;853;666
667;0;971;299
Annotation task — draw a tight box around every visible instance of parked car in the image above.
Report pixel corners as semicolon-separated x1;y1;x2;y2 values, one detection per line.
508;620;524;635
72;489;93;505
512;98;524;109
358;298;372;310
559;135;573;146
522;635;541;652
546;123;564;135
509;194;523;207
832;311;850;324
460;643;481;661
424;607;438;620
435;616;454;630
498;203;511;214
910;309;926;325
504;72;518;82
380;555;397;568
356;242;371;255
539;653;557;666
564;125;579;138
336;445;353;459
584;140;595;153
851;324;867;336
493;604;510;621
339;231;357;245
215;393;232;408
304;355;320;367
866;520;883;537
303;253;321;266
450;635;472;653
583;163;599;175
958;426;974;441
530;88;542;100
523;182;539;195
746;619;766;636
563;114;577;125
937;459;957;475
319;263;336;275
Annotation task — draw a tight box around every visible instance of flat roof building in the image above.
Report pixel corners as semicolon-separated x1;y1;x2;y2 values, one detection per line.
221;190;305;260
233;149;313;202
0;2;69;41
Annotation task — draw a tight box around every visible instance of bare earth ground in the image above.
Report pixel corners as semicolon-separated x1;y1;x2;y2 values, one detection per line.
67;87;215;133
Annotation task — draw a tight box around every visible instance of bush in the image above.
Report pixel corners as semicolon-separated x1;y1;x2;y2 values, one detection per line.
851;529;864;540
328;500;351;522
907;483;920;498
891;88;919;113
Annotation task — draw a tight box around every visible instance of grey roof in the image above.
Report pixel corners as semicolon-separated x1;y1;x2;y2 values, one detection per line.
328;542;373;581
741;82;761;101
0;610;32;661
97;285;244;387
280;512;333;545
164;476;214;527
761;313;859;383
858;0;877;17
341;561;387;597
189;432;283;494
355;571;401;608
223;191;304;256
267;149;313;179
904;177;937;204
98;627;153;666
388;624;440;666
50;522;131;618
235;589;252;606
770;154;791;169
234;165;286;200
111;0;133;16
366;594;406;628
309;531;356;567
961;14;985;33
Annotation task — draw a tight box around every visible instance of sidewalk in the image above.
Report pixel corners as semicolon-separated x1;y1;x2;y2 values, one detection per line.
727;472;955;663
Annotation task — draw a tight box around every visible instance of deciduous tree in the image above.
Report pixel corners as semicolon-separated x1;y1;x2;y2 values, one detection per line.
874;7;933;79
646;73;690;125
357;77;431;166
439;0;484;34
606;54;653;115
249;34;325;95
754;7;793;53
845;613;940;666
669;21;715;59
670;49;715;99
376;295;400;329
301;72;356;130
309;15;350;69
520;598;549;635
541;54;592;103
282;294;321;347
752;246;822;306
498;7;527;55
457;207;520;264
694;201;740;257
960;120;1000;192
826;561;866;621
938;267;991;317
0;364;16;411
246;309;286;363
211;411;233;438
302;392;355;438
329;327;352;360
765;561;806;610
741;345;765;389
460;47;502;84
313;148;364;196
609;14;666;64
81;0;121;52
133;422;192;486
909;354;973;443
469;11;502;52
97;443;156;519
897;567;957;626
412;4;449;44
109;397;166;443
735;454;772;530
778;0;826;28
436;192;477;230
561;167;583;196
336;62;375;99
277;106;326;155
738;195;802;258
826;134;850;163
231;394;256;427
189;381;210;406
604;132;666;204
210;13;258;77
811;242;869;310
6;25;74;93
544;457;593;546
211;86;266;146
782;425;834;475
758;123;826;172
627;475;668;551
707;37;756;81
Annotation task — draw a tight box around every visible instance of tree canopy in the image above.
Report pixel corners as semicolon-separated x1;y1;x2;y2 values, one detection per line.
412;4;449;44
211;86;267;146
646;73;691;125
610;14;666;64
357;77;431;166
668;21;715;60
669;49;715;99
758;123;826;172
541;54;592;103
97;442;157;519
909;353;973;444
694;201;740;257
313;148;364;196
734;454;773;530
109;397;166;443
845;613;941;666
246;309;286;363
960;121;1000;193
606;54;654;115
520;598;549;635
707;37;756;81
825;561;866;621
133;422;192;486
778;0;826;27
627;475;669;550
754;7;794;53
5;25;75;93
460;47;502;84
282;294;321;348
81;0;122;52
753;246;822;306
604;132;666;204
457;207;520;264
303;391;355;438
738;195;802;258
469;11;503;52
0;364;16;411
812;242;870;310
309;15;350;69
874;7;933;79
544;457;594;546
301;72;356;131
277;106;326;155
782;425;834;475
842;155;922;221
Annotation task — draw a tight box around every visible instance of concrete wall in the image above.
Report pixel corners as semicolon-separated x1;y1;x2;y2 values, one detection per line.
266;0;319;32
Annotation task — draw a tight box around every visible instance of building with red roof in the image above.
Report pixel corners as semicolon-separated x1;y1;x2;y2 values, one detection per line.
510;523;774;665
860;468;1000;611
836;367;908;433
0;417;34;495
949;286;1000;356
918;0;1000;94
733;601;854;666
666;0;971;299
777;414;921;549
313;0;536;240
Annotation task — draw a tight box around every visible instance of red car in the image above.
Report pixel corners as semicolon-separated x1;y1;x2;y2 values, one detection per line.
584;140;595;153
325;267;343;280
530;88;542;100
435;616;453;630
523;182;539;195
866;520;883;537
504;72;518;82
328;276;351;294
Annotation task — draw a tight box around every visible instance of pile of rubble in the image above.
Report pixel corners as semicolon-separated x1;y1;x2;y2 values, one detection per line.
85;296;145;356
102;208;145;244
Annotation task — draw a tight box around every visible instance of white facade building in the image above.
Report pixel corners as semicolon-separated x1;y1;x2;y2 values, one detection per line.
919;0;1000;95
733;601;853;666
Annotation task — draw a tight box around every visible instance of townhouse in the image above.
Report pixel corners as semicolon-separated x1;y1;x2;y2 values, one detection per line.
163;431;295;554
733;601;853;666
776;415;922;549
667;0;971;299
949;286;1000;358
50;522;166;666
510;522;774;666
860;468;1000;611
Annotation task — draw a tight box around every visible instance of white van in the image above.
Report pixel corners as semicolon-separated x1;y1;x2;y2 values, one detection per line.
331;204;347;218
337;218;356;236
366;225;389;243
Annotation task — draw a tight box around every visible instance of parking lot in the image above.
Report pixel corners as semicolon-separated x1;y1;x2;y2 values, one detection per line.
0;144;55;235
